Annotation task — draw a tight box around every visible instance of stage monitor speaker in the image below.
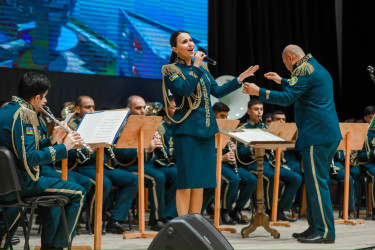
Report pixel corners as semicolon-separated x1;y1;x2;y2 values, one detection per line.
148;214;233;249
148;213;234;250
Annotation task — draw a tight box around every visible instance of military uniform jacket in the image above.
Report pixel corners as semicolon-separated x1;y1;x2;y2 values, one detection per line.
358;129;375;165
162;58;242;138
259;54;342;150
0;96;67;193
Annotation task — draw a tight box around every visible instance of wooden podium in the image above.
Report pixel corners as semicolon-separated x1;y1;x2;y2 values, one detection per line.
221;129;294;239
115;115;162;239
267;122;297;227
214;119;240;233
335;123;368;225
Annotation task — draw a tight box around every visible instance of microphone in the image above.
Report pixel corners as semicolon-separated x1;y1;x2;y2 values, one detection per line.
367;65;375;73
197;47;217;66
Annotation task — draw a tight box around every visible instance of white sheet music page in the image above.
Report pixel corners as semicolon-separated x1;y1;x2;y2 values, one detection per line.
77;109;129;144
229;128;284;143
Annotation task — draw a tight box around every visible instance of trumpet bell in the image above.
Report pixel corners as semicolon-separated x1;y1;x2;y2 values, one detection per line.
145;102;163;116
61;102;76;119
211;75;249;119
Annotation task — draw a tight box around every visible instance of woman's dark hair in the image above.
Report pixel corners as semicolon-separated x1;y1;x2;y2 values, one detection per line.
18;72;51;101
169;30;189;64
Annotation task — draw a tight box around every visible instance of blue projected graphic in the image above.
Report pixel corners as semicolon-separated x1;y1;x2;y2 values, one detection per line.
0;0;208;79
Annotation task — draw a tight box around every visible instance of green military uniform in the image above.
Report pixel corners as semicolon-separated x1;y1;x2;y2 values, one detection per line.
258;54;342;240
162;58;242;189
0;96;86;248
358;129;375;209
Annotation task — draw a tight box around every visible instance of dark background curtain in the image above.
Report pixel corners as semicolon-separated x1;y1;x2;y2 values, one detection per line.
0;0;374;120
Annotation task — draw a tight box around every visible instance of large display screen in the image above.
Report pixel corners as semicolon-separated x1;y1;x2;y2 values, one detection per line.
0;0;208;79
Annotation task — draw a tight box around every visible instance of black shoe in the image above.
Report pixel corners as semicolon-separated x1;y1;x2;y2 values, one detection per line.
298;232;335;243
221;209;236;225
11;236;20;245
277;209;297;222
292;227;314;239
149;220;165;231
106;220;126;234
206;202;215;215
229;208;249;224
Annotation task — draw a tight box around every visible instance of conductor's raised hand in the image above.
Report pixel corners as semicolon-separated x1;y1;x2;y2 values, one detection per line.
242;82;260;96
63;131;82;151
193;51;206;68
264;72;282;84
238;65;259;83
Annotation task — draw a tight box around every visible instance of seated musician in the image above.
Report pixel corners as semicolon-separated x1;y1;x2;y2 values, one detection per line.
236;99;300;222
68;96;138;234
113;95;177;231
0;72;86;249
212;102;256;224
358;105;375;219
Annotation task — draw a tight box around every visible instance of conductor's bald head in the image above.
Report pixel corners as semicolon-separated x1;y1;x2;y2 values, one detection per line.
282;44;305;72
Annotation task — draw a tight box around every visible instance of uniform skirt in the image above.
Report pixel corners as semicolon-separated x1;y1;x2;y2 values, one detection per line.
174;134;217;189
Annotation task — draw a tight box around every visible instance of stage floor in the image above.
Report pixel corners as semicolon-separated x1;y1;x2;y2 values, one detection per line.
17;210;375;249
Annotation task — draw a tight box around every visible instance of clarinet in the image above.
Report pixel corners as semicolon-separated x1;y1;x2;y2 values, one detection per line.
329;159;338;177
40;106;94;155
227;140;239;176
154;136;174;167
105;147;121;168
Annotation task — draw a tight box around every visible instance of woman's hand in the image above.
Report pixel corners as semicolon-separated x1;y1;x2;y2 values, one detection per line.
238;65;259;83
193;51;206;68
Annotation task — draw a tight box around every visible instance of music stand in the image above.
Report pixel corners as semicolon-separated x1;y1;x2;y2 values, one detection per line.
215;119;240;233
115;115;162;239
335;123;368;225
221;128;294;239
267;122;297;227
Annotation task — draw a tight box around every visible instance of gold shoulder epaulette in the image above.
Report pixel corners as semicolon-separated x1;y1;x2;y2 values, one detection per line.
15;107;39;126
201;62;209;73
292;54;314;77
162;64;186;80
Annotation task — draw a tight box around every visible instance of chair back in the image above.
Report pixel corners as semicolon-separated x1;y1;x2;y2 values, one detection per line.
0;146;22;196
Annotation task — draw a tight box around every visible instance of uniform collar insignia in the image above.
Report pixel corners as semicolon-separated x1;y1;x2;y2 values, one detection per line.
248;120;256;126
163;116;172;125
175;57;187;65
294;53;313;69
12;96;35;111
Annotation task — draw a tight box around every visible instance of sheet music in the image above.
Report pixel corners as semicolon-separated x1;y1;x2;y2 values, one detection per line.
77;109;129;144
229;128;284;143
64;112;75;124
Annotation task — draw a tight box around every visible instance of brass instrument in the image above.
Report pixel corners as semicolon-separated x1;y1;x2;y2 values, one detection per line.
40;106;94;156
145;102;163;116
227;139;239;176
61;102;75;119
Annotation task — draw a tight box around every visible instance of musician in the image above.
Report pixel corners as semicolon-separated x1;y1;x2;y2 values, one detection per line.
264;113;273;126
243;44;342;243
114;95;177;231
330;150;355;216
162;30;257;216
236;100;300;222
0;100;9;109
68;96;138;234
212;102;256;224
0;72;85;249
272;110;303;213
358;105;375;219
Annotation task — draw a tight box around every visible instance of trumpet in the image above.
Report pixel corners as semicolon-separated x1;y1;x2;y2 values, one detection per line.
40;106;94;155
227;140;239;176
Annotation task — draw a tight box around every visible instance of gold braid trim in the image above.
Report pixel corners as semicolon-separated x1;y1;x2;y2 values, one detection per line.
200;77;210;127
118;158;137;167
292;53;314;77
157;121;168;148
358;137;372;165
161;64;202;124
201;62;209;72
12;108;40;181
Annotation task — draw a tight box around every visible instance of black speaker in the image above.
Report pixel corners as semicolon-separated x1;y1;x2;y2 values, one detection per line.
148;213;234;250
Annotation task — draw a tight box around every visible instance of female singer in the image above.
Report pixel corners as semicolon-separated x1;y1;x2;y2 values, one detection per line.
162;30;258;216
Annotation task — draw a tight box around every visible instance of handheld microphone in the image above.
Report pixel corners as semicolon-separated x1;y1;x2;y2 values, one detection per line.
197;48;217;66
